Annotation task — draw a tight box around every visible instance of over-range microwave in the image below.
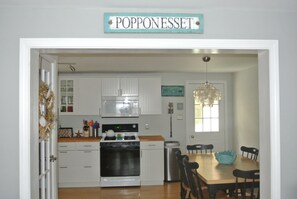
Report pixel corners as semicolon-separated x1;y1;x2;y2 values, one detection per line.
101;96;139;118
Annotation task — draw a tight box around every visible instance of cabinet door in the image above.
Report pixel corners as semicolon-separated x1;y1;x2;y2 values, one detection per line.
120;78;138;96
76;78;101;115
101;78;120;96
140;141;164;185
139;77;161;114
58;142;100;187
59;78;78;114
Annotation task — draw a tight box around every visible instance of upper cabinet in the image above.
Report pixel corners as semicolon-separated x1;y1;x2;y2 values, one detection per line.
59;76;161;116
59;77;101;115
139;77;161;115
59;79;75;114
101;78;138;97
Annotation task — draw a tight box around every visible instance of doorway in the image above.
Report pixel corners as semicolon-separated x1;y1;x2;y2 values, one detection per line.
19;38;280;199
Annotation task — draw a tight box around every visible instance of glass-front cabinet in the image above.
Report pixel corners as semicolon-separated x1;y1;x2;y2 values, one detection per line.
60;79;74;113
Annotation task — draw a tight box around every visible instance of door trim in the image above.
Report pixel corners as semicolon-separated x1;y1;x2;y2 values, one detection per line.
19;38;280;199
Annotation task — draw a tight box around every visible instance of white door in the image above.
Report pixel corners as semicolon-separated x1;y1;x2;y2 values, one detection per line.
39;55;58;199
186;82;226;152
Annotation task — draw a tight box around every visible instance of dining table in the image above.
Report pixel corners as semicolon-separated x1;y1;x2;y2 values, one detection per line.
188;153;259;199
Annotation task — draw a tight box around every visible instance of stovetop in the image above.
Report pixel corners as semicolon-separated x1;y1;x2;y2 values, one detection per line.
101;123;139;142
101;133;139;142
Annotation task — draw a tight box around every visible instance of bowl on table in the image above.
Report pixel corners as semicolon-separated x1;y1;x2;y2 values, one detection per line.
215;150;237;165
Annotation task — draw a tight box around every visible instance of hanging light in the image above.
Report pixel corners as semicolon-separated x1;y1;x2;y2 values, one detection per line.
193;56;221;107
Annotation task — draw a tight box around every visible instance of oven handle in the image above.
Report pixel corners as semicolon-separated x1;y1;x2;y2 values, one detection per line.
101;146;140;151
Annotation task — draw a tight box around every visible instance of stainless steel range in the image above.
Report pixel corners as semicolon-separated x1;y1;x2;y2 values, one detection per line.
100;123;140;187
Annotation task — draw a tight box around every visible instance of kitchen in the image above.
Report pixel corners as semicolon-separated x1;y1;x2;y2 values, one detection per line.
50;49;260;193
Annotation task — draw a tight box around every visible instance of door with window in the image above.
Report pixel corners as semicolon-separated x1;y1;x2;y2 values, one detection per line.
39;55;58;199
186;82;225;152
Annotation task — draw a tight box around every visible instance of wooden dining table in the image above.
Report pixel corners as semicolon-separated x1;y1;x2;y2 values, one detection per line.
188;153;259;199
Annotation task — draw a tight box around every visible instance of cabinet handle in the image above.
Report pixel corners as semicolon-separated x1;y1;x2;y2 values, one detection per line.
83;145;92;147
60;166;68;169
84;166;92;168
59;145;68;148
83;151;92;153
59;151;68;153
148;144;156;146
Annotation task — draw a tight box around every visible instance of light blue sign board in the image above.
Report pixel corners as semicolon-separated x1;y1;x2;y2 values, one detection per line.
104;13;204;33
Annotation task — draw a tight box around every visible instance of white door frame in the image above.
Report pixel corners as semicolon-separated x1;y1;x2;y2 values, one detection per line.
19;38;280;199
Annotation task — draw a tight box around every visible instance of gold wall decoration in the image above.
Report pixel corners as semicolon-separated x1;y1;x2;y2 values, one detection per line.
39;81;55;139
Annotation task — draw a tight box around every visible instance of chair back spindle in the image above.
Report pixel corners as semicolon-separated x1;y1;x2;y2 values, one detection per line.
187;144;214;154
240;146;259;160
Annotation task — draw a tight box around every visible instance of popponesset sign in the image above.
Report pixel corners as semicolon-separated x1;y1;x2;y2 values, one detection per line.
104;13;204;33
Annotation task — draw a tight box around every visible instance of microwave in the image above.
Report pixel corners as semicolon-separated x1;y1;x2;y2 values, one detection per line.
101;96;139;117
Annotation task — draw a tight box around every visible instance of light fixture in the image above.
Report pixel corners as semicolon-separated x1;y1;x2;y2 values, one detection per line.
193;56;221;107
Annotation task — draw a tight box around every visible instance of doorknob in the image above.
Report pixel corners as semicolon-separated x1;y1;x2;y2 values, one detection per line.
50;155;57;162
191;135;195;139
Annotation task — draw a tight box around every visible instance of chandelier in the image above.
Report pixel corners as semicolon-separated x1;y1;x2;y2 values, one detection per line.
193;56;221;107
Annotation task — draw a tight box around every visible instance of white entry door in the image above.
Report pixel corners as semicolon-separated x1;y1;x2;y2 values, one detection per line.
186;82;226;152
39;55;58;199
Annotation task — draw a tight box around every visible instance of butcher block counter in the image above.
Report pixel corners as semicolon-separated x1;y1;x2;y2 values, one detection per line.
58;137;101;142
139;135;165;142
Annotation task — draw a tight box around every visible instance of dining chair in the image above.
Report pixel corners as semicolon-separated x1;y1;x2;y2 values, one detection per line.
240;146;259;160
187;144;214;154
175;149;191;199
183;156;227;199
233;169;260;199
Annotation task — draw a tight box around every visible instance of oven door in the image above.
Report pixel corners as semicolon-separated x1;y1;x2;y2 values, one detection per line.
100;142;140;177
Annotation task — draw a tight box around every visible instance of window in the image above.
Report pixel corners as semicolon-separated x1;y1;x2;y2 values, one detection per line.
194;99;219;132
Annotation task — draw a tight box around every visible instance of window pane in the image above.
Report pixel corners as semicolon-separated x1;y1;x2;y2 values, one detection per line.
195;119;203;132
203;106;211;118
195;104;202;118
211;105;219;117
194;99;220;132
203;119;211;131
211;119;219;131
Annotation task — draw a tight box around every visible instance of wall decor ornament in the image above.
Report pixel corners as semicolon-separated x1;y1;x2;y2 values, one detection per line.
39;81;55;139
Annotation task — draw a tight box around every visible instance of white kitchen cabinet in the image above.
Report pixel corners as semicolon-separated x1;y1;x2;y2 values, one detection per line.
58;142;100;187
139;77;162;115
59;77;101;115
76;78;101;115
140;141;164;185
101;77;138;97
59;79;76;114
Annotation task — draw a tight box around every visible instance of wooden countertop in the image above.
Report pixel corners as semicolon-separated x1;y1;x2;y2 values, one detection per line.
139;135;165;141
58;136;165;142
58;137;101;142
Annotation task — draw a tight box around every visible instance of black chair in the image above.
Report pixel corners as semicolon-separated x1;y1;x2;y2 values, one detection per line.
233;169;260;199
175;149;191;199
240;146;259;160
183;156;227;199
187;144;214;154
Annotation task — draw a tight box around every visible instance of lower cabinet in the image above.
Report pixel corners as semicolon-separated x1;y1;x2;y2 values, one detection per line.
140;141;164;185
58;142;100;187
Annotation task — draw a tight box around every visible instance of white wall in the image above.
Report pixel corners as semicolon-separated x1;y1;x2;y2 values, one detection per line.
1;2;297;198
233;66;259;154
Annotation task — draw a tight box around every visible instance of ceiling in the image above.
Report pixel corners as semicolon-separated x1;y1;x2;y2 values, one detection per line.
42;49;258;73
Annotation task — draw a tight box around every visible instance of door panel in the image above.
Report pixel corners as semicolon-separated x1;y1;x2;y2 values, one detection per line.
39;55;58;199
186;82;226;152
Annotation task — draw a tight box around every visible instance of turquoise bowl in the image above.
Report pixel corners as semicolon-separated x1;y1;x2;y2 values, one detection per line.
215;150;237;165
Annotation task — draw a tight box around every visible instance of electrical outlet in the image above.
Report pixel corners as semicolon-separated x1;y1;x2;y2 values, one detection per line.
145;124;149;129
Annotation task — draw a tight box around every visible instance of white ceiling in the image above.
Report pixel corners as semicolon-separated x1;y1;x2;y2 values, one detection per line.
42;49;258;73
